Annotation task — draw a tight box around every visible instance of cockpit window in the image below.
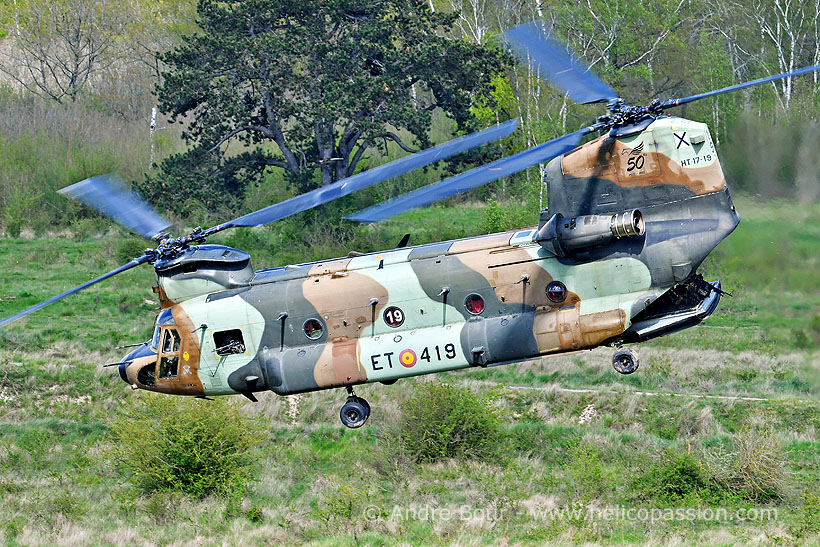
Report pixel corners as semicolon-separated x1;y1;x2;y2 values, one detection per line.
162;329;180;353
153;309;175;352
157;309;176;325
158;328;180;378
150;326;161;351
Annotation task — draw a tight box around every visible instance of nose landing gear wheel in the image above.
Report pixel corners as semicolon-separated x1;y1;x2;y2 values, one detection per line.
612;348;640;375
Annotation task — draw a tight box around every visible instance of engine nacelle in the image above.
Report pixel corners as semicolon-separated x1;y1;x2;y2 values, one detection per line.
535;209;644;257
154;245;254;305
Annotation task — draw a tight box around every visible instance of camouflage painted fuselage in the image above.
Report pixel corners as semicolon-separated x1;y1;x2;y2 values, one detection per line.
120;117;740;397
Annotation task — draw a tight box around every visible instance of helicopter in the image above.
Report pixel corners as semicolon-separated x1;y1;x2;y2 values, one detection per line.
2;21;818;428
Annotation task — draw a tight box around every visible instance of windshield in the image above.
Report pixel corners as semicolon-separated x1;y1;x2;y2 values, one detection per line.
150;326;161;351
151;309;176;351
157;308;175;325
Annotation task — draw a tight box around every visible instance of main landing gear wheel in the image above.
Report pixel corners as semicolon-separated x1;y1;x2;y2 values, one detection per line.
612;348;640;375
339;386;371;428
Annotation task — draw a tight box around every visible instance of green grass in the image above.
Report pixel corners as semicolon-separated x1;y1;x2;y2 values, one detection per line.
0;195;819;545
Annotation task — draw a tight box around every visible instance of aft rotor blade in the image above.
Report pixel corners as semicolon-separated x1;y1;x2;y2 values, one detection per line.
504;21;616;104
665;64;820;108
59;174;171;240
347;125;597;223
208;119;519;232
0;253;152;329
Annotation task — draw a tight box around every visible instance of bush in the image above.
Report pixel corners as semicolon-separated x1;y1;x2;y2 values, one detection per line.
636;449;725;506
565;443;615;501
115;237;151;263
397;382;501;463
710;426;785;502
106;395;263;498
481;196;506;233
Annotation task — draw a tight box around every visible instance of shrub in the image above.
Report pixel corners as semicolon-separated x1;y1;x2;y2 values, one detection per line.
106;394;263;498
397;382;501;463
636;449;725;506
115;237;151;263
481;196;506;233
565;443;614;501
711;426;785;502
315;482;359;532
313;482;380;537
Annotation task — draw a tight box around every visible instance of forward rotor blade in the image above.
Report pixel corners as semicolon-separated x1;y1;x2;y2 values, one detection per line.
0;254;152;329
347;125;598;223
666;64;820;108
59;174;171;240
208;119;519;232
504;21;616;104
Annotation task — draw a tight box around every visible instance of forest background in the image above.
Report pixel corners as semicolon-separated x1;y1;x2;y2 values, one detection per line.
0;0;819;242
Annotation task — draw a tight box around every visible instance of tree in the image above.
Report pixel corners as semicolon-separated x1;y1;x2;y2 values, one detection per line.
148;0;508;210
0;0;196;115
750;0;818;110
0;0;123;103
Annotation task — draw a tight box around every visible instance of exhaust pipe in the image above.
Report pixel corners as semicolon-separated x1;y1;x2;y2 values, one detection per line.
535;209;644;257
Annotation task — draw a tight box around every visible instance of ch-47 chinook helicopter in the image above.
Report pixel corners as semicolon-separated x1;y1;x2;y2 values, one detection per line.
3;21;819;428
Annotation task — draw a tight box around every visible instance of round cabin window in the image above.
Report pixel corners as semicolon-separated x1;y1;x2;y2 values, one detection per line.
464;293;485;315
546;281;567;304
303;318;324;340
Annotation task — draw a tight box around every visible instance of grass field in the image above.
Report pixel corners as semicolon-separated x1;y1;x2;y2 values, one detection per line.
0;195;819;545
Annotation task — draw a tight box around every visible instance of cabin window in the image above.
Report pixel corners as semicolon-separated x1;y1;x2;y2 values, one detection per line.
303;318;324;340
214;329;246;356
547;281;567;304
464;293;485;315
159;328;180;378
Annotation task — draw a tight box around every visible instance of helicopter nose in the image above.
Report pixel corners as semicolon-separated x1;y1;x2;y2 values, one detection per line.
118;361;129;383
118;341;157;384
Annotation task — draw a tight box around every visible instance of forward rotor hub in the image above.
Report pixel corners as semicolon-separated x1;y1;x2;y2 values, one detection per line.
596;98;666;132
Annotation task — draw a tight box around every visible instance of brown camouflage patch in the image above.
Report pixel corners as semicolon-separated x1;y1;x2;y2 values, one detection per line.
312;343;336;387
157;283;175;309
312;337;367;388
123;355;155;386
154;305;205;395
533;305;626;354
308;258;352;277
561;133;726;196
448;232;514;255
124;305;204;395
455;246;581;309
561;135;616;179
302;271;388;340
655;155;726;195
302;270;386;386
579;309;627;346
